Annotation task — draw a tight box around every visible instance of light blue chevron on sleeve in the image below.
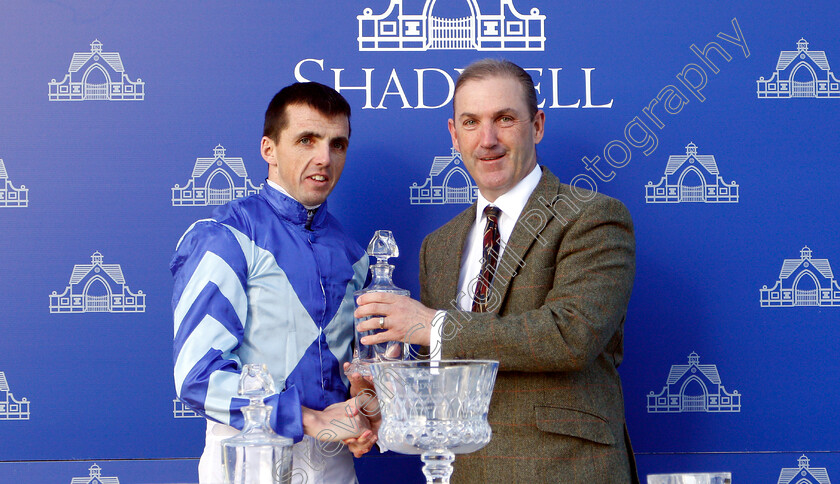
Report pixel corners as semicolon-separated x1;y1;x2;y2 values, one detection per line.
174;314;241;399
205;370;243;426
173;223;250;427
173;250;248;338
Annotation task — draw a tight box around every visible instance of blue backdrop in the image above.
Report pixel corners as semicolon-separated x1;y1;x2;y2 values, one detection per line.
1;0;839;482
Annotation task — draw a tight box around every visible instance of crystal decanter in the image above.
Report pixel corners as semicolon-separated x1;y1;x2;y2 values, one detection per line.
222;364;293;484
345;230;410;376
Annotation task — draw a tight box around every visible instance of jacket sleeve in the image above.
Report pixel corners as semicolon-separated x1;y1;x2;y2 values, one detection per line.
170;219;304;441
436;196;636;373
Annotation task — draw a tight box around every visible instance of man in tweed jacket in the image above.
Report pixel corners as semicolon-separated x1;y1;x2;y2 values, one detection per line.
355;59;638;483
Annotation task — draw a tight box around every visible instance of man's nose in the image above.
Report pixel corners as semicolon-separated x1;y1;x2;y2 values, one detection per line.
479;124;498;147
313;143;331;165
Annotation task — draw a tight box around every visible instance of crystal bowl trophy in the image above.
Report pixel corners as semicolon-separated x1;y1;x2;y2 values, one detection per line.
345;230;410;376
370;360;499;484
222;364;293;484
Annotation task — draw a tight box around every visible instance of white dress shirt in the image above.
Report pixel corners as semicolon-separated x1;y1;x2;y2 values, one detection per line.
429;164;542;357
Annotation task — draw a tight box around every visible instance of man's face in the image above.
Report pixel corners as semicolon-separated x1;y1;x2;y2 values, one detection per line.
261;103;349;207
448;76;545;202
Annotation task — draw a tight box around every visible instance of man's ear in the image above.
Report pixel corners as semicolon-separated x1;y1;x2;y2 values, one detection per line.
260;136;276;165
532;110;545;145
448;119;460;152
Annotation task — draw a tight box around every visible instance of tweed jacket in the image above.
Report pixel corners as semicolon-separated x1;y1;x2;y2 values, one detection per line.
419;167;638;483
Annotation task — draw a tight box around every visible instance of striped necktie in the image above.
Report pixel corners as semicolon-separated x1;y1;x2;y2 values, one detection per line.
472;205;502;312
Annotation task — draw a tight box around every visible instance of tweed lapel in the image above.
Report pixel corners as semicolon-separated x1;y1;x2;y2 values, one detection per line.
488;167;562;310
435;205;476;304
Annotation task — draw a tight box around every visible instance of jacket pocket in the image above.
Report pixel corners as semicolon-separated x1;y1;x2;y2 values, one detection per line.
534;405;616;445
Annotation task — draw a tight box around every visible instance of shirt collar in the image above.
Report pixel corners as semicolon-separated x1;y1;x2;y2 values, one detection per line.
266;179;322;210
262;180;327;228
475;164;542;225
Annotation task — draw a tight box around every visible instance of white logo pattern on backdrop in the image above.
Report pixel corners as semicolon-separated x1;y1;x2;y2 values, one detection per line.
49;39;145;101
776;455;832;484
0;158;28;207
761;246;840;307
0;372;30;420
173;398;201;419
410;148;478;205
49;251;146;313
358;0;545;51
645;142;739;203
647;352;741;413
172;145;263;206
757;38;840;98
70;464;121;484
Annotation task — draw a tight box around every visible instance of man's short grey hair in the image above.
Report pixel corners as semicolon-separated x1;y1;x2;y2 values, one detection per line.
453;58;538;119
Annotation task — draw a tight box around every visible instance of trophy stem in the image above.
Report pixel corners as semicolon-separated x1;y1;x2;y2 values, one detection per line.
421;450;455;484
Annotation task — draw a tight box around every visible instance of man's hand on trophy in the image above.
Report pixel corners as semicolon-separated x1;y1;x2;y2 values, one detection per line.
342;429;377;457
344;362;375;398
354;292;435;347
339;373;381;458
302;399;371;442
344;362;381;429
341;401;380;457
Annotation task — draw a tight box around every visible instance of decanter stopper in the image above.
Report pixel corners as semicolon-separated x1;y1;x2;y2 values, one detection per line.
222;364;293;484
368;229;399;264
239;363;276;403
